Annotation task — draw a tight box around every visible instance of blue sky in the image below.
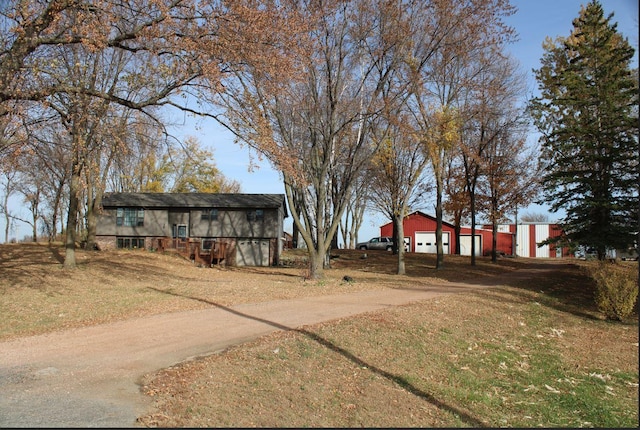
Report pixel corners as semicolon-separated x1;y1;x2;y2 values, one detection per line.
3;0;638;242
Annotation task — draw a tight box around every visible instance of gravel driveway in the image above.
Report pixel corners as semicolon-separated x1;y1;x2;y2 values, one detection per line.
0;282;490;427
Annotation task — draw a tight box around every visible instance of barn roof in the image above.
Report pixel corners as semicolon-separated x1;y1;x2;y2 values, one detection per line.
379;211;457;230
101;192;288;216
409;211;456;229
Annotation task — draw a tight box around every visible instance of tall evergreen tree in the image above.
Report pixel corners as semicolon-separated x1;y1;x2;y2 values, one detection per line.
529;0;639;260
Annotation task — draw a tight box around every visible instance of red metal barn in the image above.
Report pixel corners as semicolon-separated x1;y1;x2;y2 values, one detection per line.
484;223;573;258
379;211;514;256
461;225;515;257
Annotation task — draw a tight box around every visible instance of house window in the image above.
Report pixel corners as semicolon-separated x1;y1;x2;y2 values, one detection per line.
201;209;218;221
117;237;145;249
246;209;264;222
116;208;144;227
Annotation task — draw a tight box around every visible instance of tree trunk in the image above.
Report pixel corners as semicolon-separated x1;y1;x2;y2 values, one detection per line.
454;218;462;256
49;178;65;242
513;206;518;257
85;188;103;251
491;219;498;263
394;214;405;275
289;203;331;280
435;174;444;269
64;132;85;268
350;202;365;249
86;148;112;250
470;191;477;266
3;196;9;243
292;212;300;249
64;166;81;268
392;217;399;255
330;229;339;250
339;214;348;250
28;189;40;243
2;173;15;243
31;219;37;243
307;247;326;280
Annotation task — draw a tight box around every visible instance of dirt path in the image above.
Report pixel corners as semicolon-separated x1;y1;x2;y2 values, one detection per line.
0;273;536;428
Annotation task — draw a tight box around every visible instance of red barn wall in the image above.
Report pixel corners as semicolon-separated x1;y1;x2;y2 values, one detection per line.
381;218;575;258
379;212;513;255
460;227;513;256
380;213;457;253
501;223;573;258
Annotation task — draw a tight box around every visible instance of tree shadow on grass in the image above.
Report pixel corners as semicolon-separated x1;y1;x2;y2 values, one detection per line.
460;262;608;321
147;286;487;427
0;243;65;291
0;243;64;268
394;260;611;321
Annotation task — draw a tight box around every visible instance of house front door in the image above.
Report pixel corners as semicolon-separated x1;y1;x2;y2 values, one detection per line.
168;210;190;239
173;224;188;239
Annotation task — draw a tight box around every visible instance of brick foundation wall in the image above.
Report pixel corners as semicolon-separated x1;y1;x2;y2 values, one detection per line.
95;236;116;251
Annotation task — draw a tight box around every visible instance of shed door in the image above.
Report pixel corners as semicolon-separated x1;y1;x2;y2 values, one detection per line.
460;235;482;256
415;232;449;254
236;239;270;266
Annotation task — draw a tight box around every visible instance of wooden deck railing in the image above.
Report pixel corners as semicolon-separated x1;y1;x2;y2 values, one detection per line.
156;237;227;267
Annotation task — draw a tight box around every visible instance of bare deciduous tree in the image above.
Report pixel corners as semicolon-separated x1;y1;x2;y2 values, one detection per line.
339;174;369;249
2;0;300;266
458;45;524;265
519;212;549;223
213;0;403;279
475;54;539;262
401;0;516;268
367;113;431;275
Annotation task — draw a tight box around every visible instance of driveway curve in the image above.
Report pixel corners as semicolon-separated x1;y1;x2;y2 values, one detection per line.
0;276;519;427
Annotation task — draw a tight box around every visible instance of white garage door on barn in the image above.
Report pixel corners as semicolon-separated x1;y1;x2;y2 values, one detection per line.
415;232;449;254
236;239;270;266
459;235;482;256
535;224;550;258
513;224;552;258
515;226;530;257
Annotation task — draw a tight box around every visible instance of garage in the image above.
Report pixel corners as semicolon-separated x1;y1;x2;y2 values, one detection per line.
380;211;515;255
415;232;449;254
236;239;270;266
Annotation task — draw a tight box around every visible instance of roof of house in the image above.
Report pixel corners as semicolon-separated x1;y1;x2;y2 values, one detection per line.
101;193;288;216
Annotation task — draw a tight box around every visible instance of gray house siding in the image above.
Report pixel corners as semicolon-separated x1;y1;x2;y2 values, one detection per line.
189;208;281;238
97;209;173;237
95;193;287;267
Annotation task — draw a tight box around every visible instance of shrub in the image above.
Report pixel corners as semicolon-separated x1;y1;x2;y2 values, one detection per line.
589;262;638;321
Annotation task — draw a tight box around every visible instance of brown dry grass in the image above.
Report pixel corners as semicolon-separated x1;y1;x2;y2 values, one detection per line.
0;243;530;341
1;243;637;427
0;244;404;340
136;255;638;427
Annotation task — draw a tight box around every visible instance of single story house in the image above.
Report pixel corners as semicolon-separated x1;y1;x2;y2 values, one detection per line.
95;192;288;266
379;211;514;256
